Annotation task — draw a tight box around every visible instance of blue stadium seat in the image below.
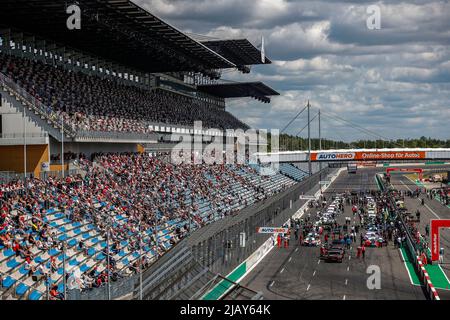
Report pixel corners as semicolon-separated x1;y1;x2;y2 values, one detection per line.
80;264;89;273
34;256;44;264
19;265;28;275
48;248;59;256
57;254;69;262
15;282;29;296
2;276;16;288
3;248;15;257
69;259;79;266
96;253;105;261
58;234;68;241
29;290;43;300
6;258;20;269
82;232;91;239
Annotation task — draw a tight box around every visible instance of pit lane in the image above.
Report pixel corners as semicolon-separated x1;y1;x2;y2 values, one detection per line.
389;173;450;300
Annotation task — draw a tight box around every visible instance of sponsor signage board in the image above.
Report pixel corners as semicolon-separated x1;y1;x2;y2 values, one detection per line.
430;219;450;261
41;162;50;172
311;151;426;161
256;227;288;234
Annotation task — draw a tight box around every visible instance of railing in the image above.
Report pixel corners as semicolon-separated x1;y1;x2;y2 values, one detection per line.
75;130;157;142
0;72;76;138
0;132;48;139
0;171;28;184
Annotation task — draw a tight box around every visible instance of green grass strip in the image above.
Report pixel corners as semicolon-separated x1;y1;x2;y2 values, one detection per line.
400;247;421;285
202;262;247;300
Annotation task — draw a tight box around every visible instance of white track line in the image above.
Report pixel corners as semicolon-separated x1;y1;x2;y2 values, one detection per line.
401;179;440;218
288;257;292;263
400;180;412;192
313;270;316;277
307;284;311;291
295;248;299;252
347;266;350;271
425;204;441;219
270;281;275;287
317;260;321;265
280;268;285;274
345;279;348;286
343;295;346;300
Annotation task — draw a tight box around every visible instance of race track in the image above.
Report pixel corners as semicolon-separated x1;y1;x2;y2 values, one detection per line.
240;167;428;300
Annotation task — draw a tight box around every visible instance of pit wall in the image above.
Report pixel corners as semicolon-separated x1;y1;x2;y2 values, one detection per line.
376;173;440;300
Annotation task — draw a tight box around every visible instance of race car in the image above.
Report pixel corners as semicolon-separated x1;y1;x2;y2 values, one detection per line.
366;225;379;232
363;231;385;247
368;208;377;219
303;232;322;246
324;247;345;263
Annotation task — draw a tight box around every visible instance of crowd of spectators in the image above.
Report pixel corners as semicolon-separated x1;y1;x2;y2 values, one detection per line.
50;152;87;163
0;53;249;134
0;152;295;299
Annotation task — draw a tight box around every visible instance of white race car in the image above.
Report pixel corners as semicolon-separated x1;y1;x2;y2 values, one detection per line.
303;233;322;246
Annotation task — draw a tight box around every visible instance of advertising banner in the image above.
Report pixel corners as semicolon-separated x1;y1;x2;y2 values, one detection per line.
311;151;426;161
430;219;450;261
256;227;288;234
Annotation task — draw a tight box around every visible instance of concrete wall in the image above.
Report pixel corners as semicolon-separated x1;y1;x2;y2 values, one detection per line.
0;94;47;145
0;144;49;176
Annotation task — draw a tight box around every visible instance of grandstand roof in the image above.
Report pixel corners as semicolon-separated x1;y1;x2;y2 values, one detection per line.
200;39;272;66
197;82;279;102
0;0;235;73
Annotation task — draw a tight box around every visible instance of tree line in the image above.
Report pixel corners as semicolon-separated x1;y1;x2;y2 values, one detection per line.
266;135;450;152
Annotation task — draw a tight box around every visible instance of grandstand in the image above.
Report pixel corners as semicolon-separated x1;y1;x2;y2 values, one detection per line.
0;0;310;300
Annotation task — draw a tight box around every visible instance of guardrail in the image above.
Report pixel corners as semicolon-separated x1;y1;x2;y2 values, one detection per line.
74;130;157;142
0;132;48;139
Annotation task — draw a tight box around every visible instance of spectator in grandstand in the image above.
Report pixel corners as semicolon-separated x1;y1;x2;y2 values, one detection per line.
50;284;65;300
0;53;249;135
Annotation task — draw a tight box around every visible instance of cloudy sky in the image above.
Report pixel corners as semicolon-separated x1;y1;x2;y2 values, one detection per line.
134;0;450;141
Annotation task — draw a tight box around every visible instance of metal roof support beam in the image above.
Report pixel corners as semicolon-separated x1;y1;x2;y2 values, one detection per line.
34;40;46;63
23;36;36;56
0;29;12;54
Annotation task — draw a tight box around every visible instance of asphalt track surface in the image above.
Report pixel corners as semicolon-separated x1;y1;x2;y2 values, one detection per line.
389;173;450;300
240;167;427;300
